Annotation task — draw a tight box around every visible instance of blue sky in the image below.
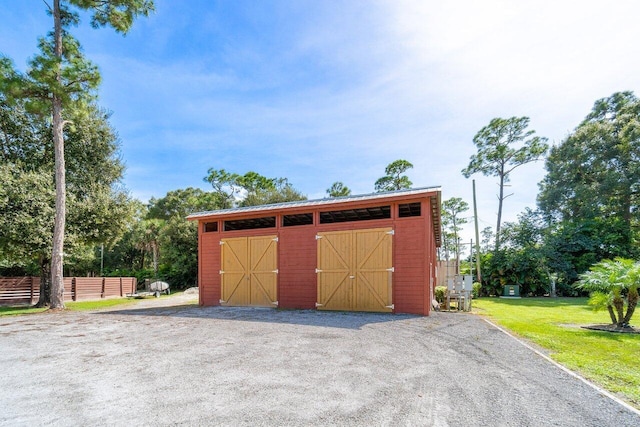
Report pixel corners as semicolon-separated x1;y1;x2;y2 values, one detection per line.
2;0;640;242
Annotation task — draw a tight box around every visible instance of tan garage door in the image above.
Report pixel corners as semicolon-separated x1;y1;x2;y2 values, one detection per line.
220;235;278;307
316;228;393;312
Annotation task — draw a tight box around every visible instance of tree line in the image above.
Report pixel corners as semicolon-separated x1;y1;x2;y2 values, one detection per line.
0;56;415;304
1;0;154;309
2;2;636;313
443;91;640;298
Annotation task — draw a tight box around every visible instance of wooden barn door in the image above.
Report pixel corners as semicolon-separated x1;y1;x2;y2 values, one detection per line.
249;236;278;306
316;230;352;311
354;228;393;312
317;228;393;312
220;236;278;307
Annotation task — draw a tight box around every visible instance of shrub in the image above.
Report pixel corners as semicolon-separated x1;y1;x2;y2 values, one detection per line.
575;258;640;327
472;282;482;298
435;286;447;304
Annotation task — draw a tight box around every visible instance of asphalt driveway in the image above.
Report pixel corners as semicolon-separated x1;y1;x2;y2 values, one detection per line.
1;297;638;426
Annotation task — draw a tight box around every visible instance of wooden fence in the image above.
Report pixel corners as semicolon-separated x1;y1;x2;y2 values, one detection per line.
437;260;458;288
0;276;137;306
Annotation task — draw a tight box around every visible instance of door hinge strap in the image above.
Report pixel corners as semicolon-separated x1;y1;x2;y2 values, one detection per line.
219;270;224;274
273;237;278;242
385;304;394;309
315;235;323;240
271;300;279;306
387;267;395;272
315;302;323;307
315;268;322;273
219;299;226;304
272;269;279;274
219;241;225;245
386;230;395;235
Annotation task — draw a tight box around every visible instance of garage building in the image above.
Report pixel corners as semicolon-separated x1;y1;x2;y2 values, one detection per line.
187;186;441;315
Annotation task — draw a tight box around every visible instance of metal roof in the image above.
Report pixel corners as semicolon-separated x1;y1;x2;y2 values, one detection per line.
186;186;442;220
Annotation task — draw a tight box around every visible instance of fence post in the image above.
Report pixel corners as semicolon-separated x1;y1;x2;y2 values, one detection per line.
119;277;123;297
101;277;105;299
72;278;77;301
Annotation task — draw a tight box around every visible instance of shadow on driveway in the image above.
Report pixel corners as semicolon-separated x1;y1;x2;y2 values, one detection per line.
98;304;421;330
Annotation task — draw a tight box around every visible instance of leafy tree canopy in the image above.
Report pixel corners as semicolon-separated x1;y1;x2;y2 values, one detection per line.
147;187;221;220
538;91;640;259
204;169;306;208
462;117;548;251
0;0;153;308
326;182;351;197
0;95;134;281
374;159;413;192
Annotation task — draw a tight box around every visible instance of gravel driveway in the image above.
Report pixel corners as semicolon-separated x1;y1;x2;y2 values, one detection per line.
1;296;638;426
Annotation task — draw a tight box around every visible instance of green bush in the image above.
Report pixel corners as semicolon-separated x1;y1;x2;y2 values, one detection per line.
435;286;447;304
472;282;482;298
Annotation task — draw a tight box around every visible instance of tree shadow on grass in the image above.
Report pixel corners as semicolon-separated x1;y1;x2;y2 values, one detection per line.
482;297;589;308
97;304;421;330
558;323;637;341
581;324;640;335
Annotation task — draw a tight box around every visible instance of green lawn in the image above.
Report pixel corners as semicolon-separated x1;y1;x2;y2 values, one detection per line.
0;305;49;316
0;297;138;316
0;291;185;317
65;298;139;311
474;297;640;408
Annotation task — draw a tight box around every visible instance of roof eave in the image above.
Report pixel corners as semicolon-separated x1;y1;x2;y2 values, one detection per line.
186;186;442;221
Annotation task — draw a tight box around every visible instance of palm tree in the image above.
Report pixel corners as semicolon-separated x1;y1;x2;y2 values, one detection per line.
575;258;639;328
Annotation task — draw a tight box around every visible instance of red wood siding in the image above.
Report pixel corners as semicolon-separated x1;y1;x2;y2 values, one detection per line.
425;208;436;314
200;231;221;306
193;192;439;315
393;215;428;315
278;226;317;309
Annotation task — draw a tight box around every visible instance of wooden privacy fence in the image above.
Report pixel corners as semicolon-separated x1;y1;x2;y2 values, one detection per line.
437;260;458;288
0;276;137;305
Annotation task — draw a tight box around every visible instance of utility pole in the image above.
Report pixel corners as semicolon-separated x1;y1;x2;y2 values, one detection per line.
472;180;482;283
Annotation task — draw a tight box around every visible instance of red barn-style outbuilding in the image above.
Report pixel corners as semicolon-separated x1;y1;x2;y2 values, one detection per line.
187;187;442;315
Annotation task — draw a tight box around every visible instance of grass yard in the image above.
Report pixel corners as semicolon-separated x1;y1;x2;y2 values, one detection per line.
474;297;640;408
65;298;139;311
0;297;138;316
0;305;49;316
0;291;185;317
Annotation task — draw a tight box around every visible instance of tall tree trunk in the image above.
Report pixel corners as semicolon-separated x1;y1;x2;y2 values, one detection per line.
35;255;52;307
453;215;459;274
495;165;505;252
547;271;557;298
621;190;633;254
50;0;66;310
443;237;449;262
152;244;158;278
